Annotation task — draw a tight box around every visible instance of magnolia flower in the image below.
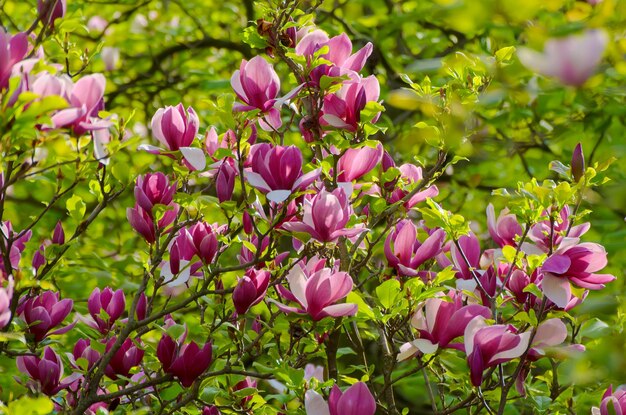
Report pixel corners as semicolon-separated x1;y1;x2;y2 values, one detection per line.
17;347;79;396
321;75;380;132
86;287;126;333
179;222;221;264
388;164;439;209
245;143;320;203
398;294;490;361
486;204;522;248
528;206;590;253
101;46;120;71
305;382;376;415
18;291;75;342
127;203;179;244
464;316;532;386
518;30;608;86
134;173;177;212
271;261;357;321
157;332;212;387
0;221;32;279
104;337;144;379
282;188;365;243
295;30;373;85
37;0;67;27
139;104;205;171
0;30;28;89
69;339;101;370
541;242;615;308
0;277;13;329
385;220;446;277
231;56;292;131
232;269;270;315
336;143;383;184
593;385;626;415
571;143;585;182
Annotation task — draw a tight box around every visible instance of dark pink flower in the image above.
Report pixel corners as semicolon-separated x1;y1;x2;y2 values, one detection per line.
0;30;28;89
134;173;177;212
0;277;13;329
528;206;589;253
157;333;212;387
104;337;144;379
282;188;365;243
37;0;67;27
0;221;32;279
69;338;101;370
87;287;126;333
139;104;205;171
17;347;79;396
388;164;439;209
571;143;585;182
321;75;380;132
127;203;179;244
271;261;357;321
203;406;221;415
337;143;383;183
245;143;320;203
18;291;75;342
541;242;615;308
305;382;376;415
464;316;531;387
233;269;270;315
385;220;445;277
398;293;490;360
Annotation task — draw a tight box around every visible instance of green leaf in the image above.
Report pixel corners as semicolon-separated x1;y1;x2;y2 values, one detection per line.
495;46;516;63
580;318;610;339
8;396;54;415
66;194;86;221
376;279;401;310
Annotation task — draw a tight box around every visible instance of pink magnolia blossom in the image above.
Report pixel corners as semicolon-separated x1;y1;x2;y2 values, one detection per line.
37;0;67;27
179;222;221;265
17;347;79;396
127;203;179;244
305;382;376;415
464;316;532;387
233;269;270;315
321;75;380;132
0;30;28;89
104;337;144;379
134;173;177;212
528;205;590;253
231;56;296;131
86;287;126;333
295;30;373;85
385;220;446;277
336;142;383;183
69;338;101;370
245;143;320;203
215;159;237;202
0;221;32;279
593;385;626;415
388;164;439;209
157;331;212;387
571;143;585;182
271;261;357;321
282;188;365;243
101;47;120;71
0;277;13;329
486;204;523;248
139;104;205;171
17;291;75;342
541;242;615;308
397;293;490;361
518;30;608;86
203;406;221;415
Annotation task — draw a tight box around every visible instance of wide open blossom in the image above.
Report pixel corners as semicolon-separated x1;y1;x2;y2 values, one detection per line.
541;242;615;308
397;293;490;361
321;75;380;132
295;29;373;85
18;291;75;342
464;316;532;387
385;220;446;277
270;260;357;321
282;187;365;243
305;382;376;415
518;30;608;86
17;347;79;396
486;204;523;248
593;385;626;415
138;104;205;171
245;143;320;203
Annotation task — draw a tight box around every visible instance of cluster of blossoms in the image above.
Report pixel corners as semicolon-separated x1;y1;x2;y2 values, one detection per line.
0;2;620;414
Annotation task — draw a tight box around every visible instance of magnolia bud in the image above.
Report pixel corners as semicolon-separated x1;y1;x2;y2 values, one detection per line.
571;143;585;182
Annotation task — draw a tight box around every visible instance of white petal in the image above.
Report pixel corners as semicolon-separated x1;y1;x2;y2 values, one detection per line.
180;147;206;171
